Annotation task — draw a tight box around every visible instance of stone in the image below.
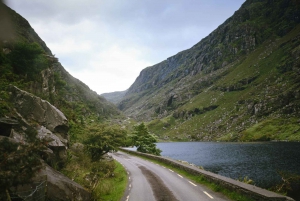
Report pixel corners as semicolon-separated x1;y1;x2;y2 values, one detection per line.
9;86;69;134
38;126;65;147
11;162;91;201
40;163;91;201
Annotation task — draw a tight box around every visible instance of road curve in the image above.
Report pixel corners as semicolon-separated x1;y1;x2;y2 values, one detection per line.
111;151;230;201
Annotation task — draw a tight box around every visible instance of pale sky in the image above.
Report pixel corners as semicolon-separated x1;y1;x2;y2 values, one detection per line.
6;0;245;94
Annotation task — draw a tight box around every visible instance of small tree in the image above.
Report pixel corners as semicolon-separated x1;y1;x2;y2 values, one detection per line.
84;124;127;162
131;123;161;156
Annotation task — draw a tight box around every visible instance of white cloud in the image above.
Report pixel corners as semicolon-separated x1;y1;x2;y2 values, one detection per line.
6;0;245;94
69;45;152;93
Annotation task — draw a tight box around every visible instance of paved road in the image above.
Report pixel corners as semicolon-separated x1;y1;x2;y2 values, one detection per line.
111;151;230;201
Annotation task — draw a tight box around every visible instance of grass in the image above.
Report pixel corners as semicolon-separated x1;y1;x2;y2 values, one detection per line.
61;150;128;201
146;25;300;143
129;153;254;201
94;160;128;201
240;118;300;141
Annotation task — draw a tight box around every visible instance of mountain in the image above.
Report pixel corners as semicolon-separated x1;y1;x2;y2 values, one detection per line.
0;3;121;123
101;90;127;105
117;0;300;141
0;3;125;199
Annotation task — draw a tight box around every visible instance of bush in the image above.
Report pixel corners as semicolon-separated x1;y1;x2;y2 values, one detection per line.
0;137;46;200
8;42;49;80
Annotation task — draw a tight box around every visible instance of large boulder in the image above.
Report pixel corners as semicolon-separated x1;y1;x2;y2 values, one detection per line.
9;85;68;135
37;163;91;201
7;86;69;165
7;159;91;201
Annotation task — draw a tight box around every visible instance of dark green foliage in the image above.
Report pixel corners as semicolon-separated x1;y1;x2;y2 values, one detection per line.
83;124;127;161
0;137;46;199
131;123;161;155
8;42;49;80
53;72;66;90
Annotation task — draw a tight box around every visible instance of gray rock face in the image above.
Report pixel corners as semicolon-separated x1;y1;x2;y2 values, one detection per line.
38;126;65;147
10;86;69;135
9;161;91;201
8;86;69;161
37;163;91;201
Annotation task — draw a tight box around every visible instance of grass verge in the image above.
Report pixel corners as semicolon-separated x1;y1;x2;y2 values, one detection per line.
95;160;128;201
61;150;128;201
125;152;254;201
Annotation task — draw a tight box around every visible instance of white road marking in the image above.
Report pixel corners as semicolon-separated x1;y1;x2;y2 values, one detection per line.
129;176;131;180
177;174;183;178
204;191;214;199
126;195;129;201
188;181;197;186
168;169;174;172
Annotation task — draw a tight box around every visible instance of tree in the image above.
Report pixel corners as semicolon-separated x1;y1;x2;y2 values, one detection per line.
84;124;127;162
131;123;161;156
8;42;48;80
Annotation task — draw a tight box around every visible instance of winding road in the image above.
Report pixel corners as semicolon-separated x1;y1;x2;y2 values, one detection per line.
111;151;230;201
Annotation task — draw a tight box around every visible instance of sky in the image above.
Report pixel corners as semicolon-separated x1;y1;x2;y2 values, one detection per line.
6;0;245;95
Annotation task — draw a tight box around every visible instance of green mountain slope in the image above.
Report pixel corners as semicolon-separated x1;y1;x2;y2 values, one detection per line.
0;3;121;125
118;0;300;141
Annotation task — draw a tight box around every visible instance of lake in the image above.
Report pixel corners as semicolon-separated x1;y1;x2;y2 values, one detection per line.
156;142;300;190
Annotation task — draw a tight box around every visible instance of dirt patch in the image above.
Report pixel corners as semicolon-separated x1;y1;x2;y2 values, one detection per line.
139;166;179;201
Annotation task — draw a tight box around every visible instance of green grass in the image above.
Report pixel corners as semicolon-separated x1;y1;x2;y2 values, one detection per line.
145;25;300;142
240;118;300;141
94;160;128;201
61;150;128;201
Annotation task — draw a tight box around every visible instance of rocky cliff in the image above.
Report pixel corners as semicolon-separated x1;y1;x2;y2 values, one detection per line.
0;2;120;200
118;0;300;141
0;3;121;124
0;86;91;200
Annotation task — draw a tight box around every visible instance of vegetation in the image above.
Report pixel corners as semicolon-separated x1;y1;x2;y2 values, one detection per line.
117;0;300;143
131;123;161;155
0;131;46;200
8;42;49;80
0;38;127;199
61;148;127;201
83;124;127;161
1;0;300;200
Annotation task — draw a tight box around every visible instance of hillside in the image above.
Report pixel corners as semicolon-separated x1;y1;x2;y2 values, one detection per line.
101;90;127;105
0;3;121;124
0;3;127;200
117;0;300;141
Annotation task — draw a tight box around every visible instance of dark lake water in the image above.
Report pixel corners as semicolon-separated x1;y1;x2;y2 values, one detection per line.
156;142;300;189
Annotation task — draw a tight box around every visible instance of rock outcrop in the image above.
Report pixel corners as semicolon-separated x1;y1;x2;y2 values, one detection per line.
0;86;91;200
10;85;68;135
8;86;69;162
37;163;91;201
